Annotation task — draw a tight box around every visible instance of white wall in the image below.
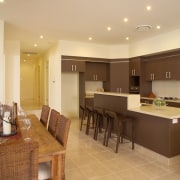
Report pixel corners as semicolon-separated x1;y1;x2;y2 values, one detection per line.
0;20;4;103
46;44;62;112
4;41;20;105
129;28;180;57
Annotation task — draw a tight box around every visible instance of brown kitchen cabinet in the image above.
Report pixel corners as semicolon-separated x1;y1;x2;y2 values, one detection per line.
85;61;108;81
145;60;162;81
62;60;85;72
129;57;141;76
109;61;129;93
144;54;180;81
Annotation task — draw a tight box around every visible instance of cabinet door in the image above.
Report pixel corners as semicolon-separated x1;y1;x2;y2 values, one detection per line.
62;60;85;72
109;62;129;93
145;60;162;81
129;57;141;76
85;62;107;81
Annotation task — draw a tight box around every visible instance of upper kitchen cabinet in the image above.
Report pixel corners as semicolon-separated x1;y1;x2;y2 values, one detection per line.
144;53;180;81
61;60;85;72
109;60;129;93
85;61;108;81
129;57;141;76
144;60;162;81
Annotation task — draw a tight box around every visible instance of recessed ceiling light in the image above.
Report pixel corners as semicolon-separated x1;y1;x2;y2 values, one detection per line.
156;25;161;29
0;0;4;3
126;37;129;40
107;27;111;31
27;54;30;57
40;35;44;39
34;43;37;47
124;18;128;22
146;5;151;11
88;37;92;41
24;59;27;62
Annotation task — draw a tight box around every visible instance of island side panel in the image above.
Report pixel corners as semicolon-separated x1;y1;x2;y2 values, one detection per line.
94;94;128;115
128;110;180;158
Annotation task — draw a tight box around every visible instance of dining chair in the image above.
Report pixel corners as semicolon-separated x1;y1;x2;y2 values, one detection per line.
0;141;39;179
39;114;71;180
55;114;71;148
40;105;50;128
47;109;60;137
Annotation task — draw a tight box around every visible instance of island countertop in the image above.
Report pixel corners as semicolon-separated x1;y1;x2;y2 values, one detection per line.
128;105;180;119
94;92;180;119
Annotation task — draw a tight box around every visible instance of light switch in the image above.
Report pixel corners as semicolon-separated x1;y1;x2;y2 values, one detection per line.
172;118;178;124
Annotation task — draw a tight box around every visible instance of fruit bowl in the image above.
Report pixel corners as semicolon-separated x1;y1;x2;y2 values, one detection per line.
153;98;166;109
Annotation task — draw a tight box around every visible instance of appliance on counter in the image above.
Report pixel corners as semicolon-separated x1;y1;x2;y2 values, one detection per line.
129;76;140;94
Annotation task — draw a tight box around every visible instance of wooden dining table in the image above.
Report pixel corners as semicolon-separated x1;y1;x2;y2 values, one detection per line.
0;114;66;179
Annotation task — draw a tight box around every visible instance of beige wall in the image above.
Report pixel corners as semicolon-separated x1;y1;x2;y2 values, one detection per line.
4;41;20;105
0;20;4;103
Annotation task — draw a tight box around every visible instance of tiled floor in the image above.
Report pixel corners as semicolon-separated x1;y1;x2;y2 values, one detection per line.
27;109;180;180
65;118;180;180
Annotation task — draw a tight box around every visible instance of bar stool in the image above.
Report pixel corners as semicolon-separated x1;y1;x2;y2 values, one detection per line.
79;105;86;131
93;107;104;140
85;106;94;135
104;110;134;153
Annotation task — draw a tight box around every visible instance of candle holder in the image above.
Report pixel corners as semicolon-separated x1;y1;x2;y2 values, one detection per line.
0;103;17;137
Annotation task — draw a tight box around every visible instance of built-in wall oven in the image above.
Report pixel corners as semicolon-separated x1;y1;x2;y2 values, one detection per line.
129;76;140;94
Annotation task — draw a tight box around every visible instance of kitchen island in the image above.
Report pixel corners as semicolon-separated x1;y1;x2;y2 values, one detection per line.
94;92;180;158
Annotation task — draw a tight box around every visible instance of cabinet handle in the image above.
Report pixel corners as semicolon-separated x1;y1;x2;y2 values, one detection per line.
74;65;76;71
71;65;73;71
165;72;168;79
93;74;96;80
96;74;98;80
169;72;171;79
134;69;136;75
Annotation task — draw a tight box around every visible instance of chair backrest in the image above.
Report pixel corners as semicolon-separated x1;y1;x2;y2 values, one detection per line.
0;141;39;179
55;115;71;148
40;105;50;128
48;109;60;136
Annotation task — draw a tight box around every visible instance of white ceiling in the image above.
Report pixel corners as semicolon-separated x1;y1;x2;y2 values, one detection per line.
1;0;180;57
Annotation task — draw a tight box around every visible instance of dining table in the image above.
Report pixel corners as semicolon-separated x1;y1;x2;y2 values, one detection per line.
0;114;66;180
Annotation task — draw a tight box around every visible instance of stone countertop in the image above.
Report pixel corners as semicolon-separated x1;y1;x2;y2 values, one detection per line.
141;97;180;103
95;91;140;97
128;105;180;119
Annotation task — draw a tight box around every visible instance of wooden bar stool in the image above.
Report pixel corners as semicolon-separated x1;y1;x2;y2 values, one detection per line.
79;105;86;131
104;110;134;153
93;107;104;140
85;106;94;135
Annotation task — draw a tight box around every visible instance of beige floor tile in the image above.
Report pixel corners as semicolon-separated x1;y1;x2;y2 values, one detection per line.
65;168;87;180
137;162;170;179
90;174;121;180
115;168;150;180
79;161;112;178
154;172;180;180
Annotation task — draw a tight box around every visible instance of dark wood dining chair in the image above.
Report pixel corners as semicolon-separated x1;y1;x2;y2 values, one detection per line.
40;105;50;128
47;109;60;137
0;141;39;179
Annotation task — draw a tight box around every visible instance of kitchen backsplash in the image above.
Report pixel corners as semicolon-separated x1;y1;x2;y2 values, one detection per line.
85;81;103;92
152;81;180;98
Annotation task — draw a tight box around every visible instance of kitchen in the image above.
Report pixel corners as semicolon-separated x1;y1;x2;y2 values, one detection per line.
61;50;180;118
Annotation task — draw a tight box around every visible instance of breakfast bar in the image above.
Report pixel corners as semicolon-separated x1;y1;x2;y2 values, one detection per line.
94;92;180;158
